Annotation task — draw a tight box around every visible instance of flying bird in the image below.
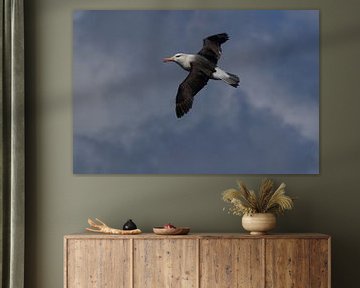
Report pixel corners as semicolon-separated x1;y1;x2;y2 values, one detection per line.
163;33;240;118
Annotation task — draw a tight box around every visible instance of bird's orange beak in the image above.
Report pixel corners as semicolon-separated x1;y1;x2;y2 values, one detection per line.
163;57;174;63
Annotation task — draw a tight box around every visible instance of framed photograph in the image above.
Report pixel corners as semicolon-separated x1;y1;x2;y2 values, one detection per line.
73;10;319;174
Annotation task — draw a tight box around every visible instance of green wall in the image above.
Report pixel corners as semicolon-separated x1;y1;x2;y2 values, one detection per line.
25;0;360;287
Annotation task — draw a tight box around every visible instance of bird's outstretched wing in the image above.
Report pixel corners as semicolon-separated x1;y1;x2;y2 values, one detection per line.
175;64;210;118
197;33;229;65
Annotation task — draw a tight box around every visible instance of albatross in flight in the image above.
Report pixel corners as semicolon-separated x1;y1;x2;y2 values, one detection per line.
163;33;240;118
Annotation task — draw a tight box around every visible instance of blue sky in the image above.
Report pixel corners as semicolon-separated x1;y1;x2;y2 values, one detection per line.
73;10;319;174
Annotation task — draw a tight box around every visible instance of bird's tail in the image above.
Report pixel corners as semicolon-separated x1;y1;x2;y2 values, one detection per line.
224;72;240;88
213;68;240;87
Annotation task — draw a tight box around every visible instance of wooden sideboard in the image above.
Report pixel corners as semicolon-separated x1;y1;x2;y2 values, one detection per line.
64;233;330;288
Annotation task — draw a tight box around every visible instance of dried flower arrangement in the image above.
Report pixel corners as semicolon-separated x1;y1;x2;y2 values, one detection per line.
222;179;294;216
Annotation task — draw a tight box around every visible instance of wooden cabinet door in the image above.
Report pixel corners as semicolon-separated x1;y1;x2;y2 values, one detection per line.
200;239;264;288
133;239;198;288
266;239;309;288
66;239;131;288
265;239;329;288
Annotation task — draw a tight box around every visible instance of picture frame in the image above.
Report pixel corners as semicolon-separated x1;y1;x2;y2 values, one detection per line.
73;10;319;174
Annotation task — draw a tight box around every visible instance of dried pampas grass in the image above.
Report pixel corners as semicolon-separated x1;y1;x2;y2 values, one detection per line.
222;179;294;216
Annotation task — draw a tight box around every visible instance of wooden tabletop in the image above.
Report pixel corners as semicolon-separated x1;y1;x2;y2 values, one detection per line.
64;232;330;240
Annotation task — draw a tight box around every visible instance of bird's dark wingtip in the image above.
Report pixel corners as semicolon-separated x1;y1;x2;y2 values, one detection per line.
176;100;193;118
207;33;229;44
220;33;229;43
217;32;229;38
176;107;185;118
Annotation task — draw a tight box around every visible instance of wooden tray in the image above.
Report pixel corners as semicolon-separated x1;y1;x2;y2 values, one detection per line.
153;227;190;235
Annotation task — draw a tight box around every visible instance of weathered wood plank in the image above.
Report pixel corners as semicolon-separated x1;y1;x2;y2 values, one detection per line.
133;239;197;288
200;239;264;288
310;239;330;288
265;239;310;288
66;239;131;288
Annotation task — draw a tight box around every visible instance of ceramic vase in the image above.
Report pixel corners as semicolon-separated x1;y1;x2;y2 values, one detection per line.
242;213;276;235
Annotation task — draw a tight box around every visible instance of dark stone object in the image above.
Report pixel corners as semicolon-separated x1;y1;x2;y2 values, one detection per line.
123;219;137;230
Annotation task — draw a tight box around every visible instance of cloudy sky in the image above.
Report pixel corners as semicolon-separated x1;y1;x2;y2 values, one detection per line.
73;10;319;174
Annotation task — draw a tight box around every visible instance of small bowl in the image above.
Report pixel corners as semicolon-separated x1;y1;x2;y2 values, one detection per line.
153;227;190;235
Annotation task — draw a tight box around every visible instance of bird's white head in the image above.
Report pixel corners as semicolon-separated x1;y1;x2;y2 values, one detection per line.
163;53;191;70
